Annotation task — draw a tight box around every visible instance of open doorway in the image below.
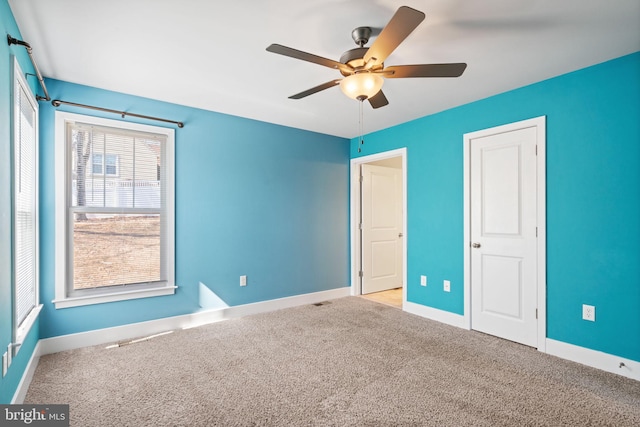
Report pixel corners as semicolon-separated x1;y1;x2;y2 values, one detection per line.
350;148;407;309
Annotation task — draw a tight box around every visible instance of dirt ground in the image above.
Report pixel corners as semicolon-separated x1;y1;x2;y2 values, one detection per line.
73;215;160;289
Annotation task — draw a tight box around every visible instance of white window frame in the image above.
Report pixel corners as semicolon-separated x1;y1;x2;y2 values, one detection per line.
53;112;176;309
11;57;42;353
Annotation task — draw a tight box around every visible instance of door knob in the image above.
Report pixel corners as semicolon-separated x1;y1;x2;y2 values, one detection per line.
472;242;481;248
398;232;403;238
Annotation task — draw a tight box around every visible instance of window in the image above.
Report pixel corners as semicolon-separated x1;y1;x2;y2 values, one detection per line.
54;112;175;309
92;153;119;176
12;58;41;349
105;154;118;175
91;153;103;174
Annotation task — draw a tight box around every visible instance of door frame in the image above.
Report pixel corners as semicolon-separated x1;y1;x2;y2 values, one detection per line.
350;148;407;305
463;116;547;351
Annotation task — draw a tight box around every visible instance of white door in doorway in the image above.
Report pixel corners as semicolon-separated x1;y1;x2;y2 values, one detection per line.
470;126;538;347
361;164;403;295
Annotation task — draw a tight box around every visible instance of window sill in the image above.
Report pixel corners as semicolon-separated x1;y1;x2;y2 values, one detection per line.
14;304;43;356
52;285;177;309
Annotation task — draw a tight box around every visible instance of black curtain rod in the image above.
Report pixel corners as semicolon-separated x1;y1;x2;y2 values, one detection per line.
7;34;51;101
52;99;185;128
7;34;184;128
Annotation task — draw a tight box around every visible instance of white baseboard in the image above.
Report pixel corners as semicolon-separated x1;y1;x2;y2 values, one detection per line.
11;341;42;404
404;301;467;329
39;286;351;356
404;303;639;382
545;338;639;381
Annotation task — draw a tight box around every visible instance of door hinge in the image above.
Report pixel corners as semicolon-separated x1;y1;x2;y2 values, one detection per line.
359;174;363;183
359;223;363;230
358;271;363;278
535;145;538;155
536;226;538;237
536;308;538;319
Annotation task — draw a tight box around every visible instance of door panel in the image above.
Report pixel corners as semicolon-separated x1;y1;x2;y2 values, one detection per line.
371;241;397;278
482;144;521;235
361;164;402;294
480;255;523;319
471;126;537;347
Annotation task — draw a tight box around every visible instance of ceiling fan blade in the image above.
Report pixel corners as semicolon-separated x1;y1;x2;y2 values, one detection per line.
289;80;342;99
363;6;426;67
267;44;353;74
368;90;389;109
385;63;467;78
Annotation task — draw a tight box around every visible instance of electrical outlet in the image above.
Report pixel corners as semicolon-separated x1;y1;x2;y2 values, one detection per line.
420;275;427;286
240;275;247;287
582;304;595;321
444;280;451;292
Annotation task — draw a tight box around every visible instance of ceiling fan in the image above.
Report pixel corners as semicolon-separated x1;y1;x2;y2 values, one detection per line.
266;6;467;109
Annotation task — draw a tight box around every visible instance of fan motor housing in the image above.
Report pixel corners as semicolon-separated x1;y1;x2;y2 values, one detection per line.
339;47;383;76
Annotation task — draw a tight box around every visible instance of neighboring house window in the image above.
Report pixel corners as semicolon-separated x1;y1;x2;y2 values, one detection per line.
12;58;42;350
92;153;119;176
54;112;175;309
105;154;118;175
91;153;103;174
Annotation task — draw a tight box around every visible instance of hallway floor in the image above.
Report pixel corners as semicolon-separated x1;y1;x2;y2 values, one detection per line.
360;287;402;309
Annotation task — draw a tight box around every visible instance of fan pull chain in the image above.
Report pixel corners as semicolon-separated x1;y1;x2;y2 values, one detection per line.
358;99;364;153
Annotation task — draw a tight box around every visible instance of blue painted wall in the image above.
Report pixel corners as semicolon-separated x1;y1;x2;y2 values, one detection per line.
0;0;41;403
352;52;640;362
38;79;350;338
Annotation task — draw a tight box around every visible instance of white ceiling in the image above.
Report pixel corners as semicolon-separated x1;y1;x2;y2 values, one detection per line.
9;0;640;138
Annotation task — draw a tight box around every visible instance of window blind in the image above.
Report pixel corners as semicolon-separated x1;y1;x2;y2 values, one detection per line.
14;74;38;326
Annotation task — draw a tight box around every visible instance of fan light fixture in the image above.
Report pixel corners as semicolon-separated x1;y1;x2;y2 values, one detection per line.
339;73;384;101
267;6;468;109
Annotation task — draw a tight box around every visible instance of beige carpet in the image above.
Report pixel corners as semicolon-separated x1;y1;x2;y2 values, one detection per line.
26;297;640;426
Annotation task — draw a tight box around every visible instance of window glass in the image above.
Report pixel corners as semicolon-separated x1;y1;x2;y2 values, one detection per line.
69;123;166;291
